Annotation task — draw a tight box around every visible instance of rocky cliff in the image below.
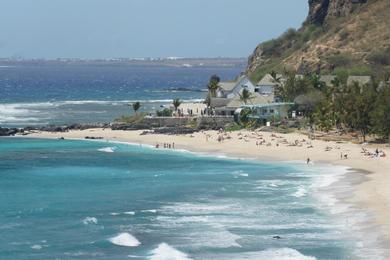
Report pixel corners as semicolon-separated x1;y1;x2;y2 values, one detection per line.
307;0;366;25
247;0;389;81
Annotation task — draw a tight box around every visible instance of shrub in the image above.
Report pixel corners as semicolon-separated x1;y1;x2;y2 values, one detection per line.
327;53;354;67
156;108;173;117
367;49;390;66
115;113;146;123
339;30;349;41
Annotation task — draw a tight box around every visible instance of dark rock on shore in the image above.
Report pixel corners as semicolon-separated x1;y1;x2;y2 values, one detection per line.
150;127;196;135
111;123;152;131
0;127;21;136
85;136;104;140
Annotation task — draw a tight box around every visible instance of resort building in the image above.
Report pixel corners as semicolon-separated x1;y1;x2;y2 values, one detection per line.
216;75;255;98
212;93;273;116
238;102;294;124
347;75;372;86
319;75;337;87
255;74;278;96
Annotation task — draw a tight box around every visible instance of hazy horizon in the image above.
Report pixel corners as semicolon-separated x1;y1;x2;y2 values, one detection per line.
0;0;308;59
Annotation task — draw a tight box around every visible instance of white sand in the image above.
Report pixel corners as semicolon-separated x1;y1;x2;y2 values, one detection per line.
26;128;390;241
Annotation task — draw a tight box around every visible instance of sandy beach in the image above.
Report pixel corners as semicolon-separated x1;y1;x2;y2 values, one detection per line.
26;128;390;243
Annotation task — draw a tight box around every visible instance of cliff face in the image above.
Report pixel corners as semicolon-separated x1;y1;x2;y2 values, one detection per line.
247;0;389;80
307;0;363;25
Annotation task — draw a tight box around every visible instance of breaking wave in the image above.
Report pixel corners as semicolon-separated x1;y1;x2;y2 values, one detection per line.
108;233;141;247
149;243;192;260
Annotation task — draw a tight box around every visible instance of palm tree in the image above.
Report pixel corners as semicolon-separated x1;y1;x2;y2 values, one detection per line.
172;98;182;112
207;74;220;98
131;102;141;115
239;89;253;105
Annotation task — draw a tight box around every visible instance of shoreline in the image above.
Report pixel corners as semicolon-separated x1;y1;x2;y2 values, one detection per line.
13;128;390;251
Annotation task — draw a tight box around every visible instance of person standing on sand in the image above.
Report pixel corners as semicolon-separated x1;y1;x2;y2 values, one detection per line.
307;158;311;164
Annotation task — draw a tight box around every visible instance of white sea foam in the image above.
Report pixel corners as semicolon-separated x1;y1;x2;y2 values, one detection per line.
0;104;42;123
124;211;135;215
108;233;141;247
31;244;42;250
142;209;157;213
211;248;316;260
292;186;307;198
98;147;116;153
82;217;98;225
161;202;234;215
149;243;192;260
110;212;120;216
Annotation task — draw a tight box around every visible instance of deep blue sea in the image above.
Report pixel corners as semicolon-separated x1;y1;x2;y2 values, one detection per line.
0;63;242;127
0;138;384;259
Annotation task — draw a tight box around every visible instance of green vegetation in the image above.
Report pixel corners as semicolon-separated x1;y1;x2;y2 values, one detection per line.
172;98;182;112
207;74;220;98
156;108;173;117
116;101;144;123
250;25;323;82
275;73;390;141
115;113;147;124
367;48;390;66
239;89;253;104
248;0;390;83
131;102;141;114
225;123;244;132
326;53;355;67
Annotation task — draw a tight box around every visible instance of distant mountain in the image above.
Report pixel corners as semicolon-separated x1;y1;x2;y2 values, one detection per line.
247;0;390;82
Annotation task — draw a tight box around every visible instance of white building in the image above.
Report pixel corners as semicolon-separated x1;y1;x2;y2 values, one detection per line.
216;75;255;99
255;74;278;96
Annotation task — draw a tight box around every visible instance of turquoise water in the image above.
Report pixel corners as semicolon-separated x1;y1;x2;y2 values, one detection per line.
0;138;367;259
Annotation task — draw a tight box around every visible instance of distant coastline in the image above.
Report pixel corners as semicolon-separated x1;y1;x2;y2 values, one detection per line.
0;57;247;68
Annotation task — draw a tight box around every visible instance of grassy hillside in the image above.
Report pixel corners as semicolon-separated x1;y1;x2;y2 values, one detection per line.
247;0;390;83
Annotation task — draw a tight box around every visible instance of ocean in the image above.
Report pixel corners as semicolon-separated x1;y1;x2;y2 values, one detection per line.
0;63;242;127
0;138;384;259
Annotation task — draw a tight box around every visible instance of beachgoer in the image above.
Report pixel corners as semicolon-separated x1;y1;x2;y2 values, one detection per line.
307;158;310;164
172;142;175;149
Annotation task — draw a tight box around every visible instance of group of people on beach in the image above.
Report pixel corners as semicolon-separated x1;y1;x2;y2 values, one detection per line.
155;142;175;149
361;147;387;158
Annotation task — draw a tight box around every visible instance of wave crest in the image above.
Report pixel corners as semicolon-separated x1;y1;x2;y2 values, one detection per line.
149;243;191;260
109;233;141;247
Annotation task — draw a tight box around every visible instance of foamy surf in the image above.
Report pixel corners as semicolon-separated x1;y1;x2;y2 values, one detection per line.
108;233;141;247
31;244;42;250
292;186;307;198
98;147;116;153
149;243;192;260
212;248;316;260
82;217;98;225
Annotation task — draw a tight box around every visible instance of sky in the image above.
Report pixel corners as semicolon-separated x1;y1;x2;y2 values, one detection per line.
0;0;308;59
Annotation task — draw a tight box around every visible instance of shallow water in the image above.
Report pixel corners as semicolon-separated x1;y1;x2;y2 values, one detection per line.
0;138;381;259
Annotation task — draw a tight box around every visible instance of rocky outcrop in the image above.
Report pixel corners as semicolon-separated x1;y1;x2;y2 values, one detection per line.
0;127;21;136
247;45;266;74
306;0;365;25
